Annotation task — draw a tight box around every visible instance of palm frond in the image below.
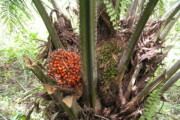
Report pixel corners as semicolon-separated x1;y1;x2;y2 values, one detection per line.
126;0;139;28
32;0;64;49
160;11;180;41
0;0;32;32
152;1;180;43
129;60;180;107
161;71;180;93
161;1;180;22
117;0;160;85
79;0;97;108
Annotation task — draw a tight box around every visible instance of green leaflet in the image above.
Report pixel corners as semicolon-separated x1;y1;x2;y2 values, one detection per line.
106;8;112;13
106;3;112;8
103;0;119;30
140;83;163;119
108;10;116;16
110;14;117;21
104;0;109;4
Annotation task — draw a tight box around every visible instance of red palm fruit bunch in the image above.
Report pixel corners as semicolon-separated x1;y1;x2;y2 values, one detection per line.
47;49;82;88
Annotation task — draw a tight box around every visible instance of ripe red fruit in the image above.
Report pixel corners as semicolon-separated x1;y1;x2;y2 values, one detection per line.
48;49;82;88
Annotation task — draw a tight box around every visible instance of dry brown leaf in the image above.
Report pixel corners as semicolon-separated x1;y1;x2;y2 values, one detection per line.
112;54;118;63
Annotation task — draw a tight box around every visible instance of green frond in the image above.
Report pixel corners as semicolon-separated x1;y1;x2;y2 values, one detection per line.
161;71;180;93
103;0;119;30
32;0;64;49
9;0;31;18
118;0;160;85
158;0;166;15
79;0;97;109
119;0;131;17
140;83;163;119
0;0;31;32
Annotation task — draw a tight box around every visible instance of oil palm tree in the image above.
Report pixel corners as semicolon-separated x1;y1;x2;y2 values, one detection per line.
23;0;180;119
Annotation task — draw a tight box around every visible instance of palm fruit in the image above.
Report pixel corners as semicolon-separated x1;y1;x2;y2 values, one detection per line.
47;49;82;88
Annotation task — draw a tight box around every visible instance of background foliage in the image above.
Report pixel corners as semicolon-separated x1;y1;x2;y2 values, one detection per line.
0;0;179;119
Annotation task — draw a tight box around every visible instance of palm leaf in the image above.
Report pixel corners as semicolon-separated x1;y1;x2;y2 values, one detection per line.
32;0;64;49
117;0;160;85
129;60;180;107
160;10;180;41
161;70;180;93
0;0;32;32
79;0;97;109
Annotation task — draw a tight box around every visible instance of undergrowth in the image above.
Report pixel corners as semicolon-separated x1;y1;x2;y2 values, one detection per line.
0;31;45;120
